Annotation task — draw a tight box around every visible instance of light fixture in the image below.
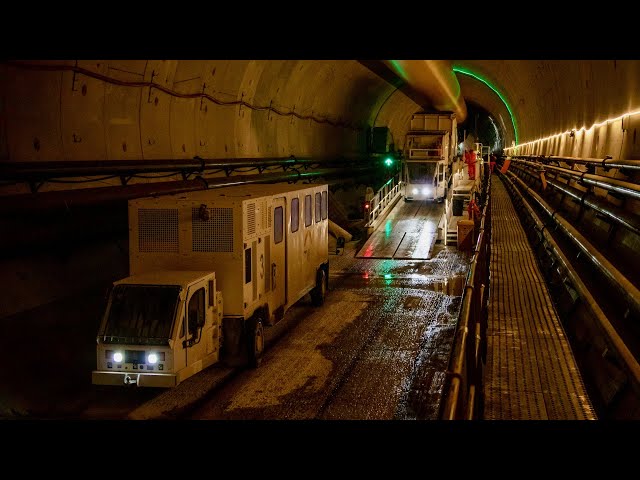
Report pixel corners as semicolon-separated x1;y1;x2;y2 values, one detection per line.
505;107;640;152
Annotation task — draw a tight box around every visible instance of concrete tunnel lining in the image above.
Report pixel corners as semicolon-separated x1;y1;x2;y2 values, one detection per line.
2;58;640;420
4;60;639;170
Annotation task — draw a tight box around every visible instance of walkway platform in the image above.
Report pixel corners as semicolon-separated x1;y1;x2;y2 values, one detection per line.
483;176;597;420
356;199;442;260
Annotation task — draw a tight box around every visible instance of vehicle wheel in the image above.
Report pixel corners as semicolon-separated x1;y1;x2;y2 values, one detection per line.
311;268;327;306
247;315;264;368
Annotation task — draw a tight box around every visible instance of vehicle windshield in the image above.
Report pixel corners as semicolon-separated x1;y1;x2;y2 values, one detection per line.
101;284;181;344
406;162;437;184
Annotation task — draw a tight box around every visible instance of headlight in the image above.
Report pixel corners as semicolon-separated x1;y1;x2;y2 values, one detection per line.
412;188;418;195
148;353;158;364
422;188;430;195
113;352;123;363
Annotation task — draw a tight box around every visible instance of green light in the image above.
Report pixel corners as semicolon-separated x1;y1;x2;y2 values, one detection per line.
384;274;392;279
452;66;519;146
384;157;393;166
385;219;392;238
389;60;408;80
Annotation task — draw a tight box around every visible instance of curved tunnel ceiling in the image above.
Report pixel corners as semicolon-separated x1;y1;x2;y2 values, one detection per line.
454;73;515;147
2;59;640;198
454;60;640;149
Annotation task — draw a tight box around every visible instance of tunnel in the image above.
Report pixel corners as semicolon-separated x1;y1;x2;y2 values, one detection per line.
2;59;640;421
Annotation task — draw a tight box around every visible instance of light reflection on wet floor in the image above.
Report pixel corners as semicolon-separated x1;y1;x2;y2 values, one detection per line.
334;271;466;296
193;241;472;420
322;247;470;419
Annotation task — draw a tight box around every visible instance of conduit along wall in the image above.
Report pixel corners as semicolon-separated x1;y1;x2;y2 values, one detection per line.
496;160;640;418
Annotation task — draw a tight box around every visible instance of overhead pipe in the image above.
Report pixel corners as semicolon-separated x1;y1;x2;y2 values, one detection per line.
513;154;640;172
0;166;380;256
0;156;370;182
509;162;640;237
501;172;640;386
0;165;379;216
506;170;640;315
509;158;640;201
383;60;467;122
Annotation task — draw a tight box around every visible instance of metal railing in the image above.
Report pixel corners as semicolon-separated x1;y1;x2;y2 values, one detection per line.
504;162;640;316
507;162;640;237
511;154;640;172
508;157;640;201
365;175;403;230
440;171;492;420
500;171;640;387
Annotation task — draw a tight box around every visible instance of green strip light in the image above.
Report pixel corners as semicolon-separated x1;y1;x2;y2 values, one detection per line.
389;60;408;80
452;66;519;146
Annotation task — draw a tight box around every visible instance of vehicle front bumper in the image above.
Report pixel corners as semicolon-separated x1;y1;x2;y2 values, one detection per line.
92;370;178;388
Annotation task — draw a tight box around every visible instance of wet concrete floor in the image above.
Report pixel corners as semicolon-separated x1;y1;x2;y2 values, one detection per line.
189;242;470;420
357;200;443;260
0;236;470;420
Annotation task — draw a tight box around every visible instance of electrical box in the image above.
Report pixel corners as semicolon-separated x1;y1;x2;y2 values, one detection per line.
457;219;475;251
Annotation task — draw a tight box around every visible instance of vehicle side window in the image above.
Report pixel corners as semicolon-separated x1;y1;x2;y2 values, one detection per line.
304;195;312;227
274;206;283;244
188;288;205;335
245;248;252;284
291;198;299;233
321;191;328;220
315;192;321;223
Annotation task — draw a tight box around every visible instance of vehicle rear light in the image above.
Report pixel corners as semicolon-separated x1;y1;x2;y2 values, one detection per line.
158;352;165;361
105;350;113;359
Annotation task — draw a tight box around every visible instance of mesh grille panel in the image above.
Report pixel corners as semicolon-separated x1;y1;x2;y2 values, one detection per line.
192;207;234;252
247;203;256;236
138;208;179;252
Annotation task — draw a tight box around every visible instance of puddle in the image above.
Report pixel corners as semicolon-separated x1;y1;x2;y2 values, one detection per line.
333;272;466;297
423;275;466;296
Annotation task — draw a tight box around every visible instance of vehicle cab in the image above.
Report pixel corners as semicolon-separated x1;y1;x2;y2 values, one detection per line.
92;270;222;387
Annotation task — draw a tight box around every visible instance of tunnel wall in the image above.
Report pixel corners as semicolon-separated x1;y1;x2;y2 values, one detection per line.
0;59;424;321
3;58;640;343
0;60;399;196
370;87;422;152
456;60;640;150
453;60;640;269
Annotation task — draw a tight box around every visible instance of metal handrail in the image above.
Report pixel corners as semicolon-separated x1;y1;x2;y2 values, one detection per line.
508;162;640;237
511;154;640;172
505;171;640;316
501;172;640;387
440;169;491;420
508;158;640;201
365;176;403;228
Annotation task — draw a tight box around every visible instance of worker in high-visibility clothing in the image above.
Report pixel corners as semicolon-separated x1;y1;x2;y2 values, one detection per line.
464;148;477;180
468;197;481;221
